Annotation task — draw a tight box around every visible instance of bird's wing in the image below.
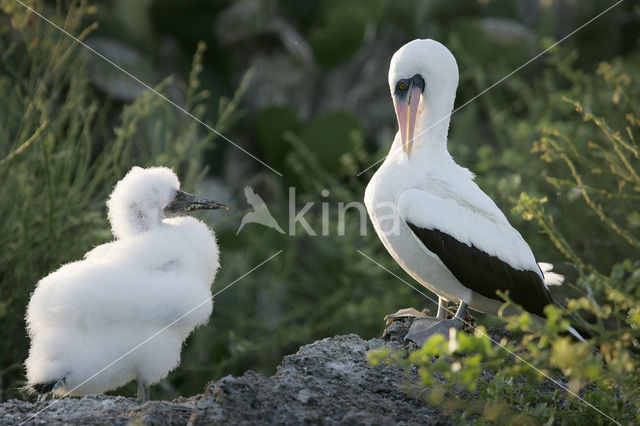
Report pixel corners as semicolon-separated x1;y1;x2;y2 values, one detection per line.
27;262;212;333
397;188;553;317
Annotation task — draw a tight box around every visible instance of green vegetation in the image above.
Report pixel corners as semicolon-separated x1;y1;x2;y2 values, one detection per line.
0;1;243;399
1;2;639;423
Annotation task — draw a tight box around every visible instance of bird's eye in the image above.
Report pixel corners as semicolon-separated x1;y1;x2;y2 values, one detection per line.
398;82;407;90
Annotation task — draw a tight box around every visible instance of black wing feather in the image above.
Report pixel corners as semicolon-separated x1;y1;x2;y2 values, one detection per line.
406;223;554;317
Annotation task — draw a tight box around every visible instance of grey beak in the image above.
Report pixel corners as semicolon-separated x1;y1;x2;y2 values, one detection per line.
164;190;228;216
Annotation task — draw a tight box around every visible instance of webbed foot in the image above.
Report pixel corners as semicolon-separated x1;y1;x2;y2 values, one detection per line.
404;301;468;346
404;317;462;345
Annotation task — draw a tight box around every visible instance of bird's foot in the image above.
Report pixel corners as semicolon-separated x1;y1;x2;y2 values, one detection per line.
36;392;51;402
404;317;462;346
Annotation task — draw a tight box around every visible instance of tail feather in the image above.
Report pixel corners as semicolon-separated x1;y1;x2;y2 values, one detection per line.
538;262;564;286
550;293;597;342
567;326;586;342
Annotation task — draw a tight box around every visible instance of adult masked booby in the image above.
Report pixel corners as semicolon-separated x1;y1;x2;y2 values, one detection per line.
364;39;581;345
25;166;226;401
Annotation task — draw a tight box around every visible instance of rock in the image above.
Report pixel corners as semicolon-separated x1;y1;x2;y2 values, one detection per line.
188;334;443;425
1;333;446;425
1;323;609;425
0;394;194;426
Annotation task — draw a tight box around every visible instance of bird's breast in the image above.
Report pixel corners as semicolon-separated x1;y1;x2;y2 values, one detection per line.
365;164;474;303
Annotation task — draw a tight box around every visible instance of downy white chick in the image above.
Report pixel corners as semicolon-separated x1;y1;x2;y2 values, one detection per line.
25;166;226;401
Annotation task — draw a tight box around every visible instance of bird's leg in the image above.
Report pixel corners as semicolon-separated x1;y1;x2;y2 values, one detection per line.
137;377;150;402
436;298;448;319
454;301;468;322
405;301;467;346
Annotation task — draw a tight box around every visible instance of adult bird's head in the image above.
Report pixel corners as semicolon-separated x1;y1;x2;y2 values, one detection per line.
107;166;227;239
388;39;459;157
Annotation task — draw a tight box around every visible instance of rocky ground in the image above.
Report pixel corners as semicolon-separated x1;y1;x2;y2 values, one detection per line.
1;320;582;425
0;319;453;425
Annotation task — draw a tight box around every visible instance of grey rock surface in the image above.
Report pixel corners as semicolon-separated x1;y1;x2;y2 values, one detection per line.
188;334;443;425
0;332;443;425
0;394;194;425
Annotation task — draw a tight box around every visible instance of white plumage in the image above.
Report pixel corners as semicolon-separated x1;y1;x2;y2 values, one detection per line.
25;166;225;399
365;39;577;342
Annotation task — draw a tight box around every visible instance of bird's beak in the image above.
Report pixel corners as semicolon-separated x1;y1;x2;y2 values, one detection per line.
164;190;228;217
393;81;422;157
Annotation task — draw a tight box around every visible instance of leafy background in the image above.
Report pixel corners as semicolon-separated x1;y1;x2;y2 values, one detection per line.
1;0;639;422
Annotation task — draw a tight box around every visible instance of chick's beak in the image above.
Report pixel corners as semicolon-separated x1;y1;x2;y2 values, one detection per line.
393;80;422;157
165;190;228;217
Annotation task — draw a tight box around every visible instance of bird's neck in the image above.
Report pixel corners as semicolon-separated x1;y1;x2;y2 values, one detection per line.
110;207;164;239
413;84;456;162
